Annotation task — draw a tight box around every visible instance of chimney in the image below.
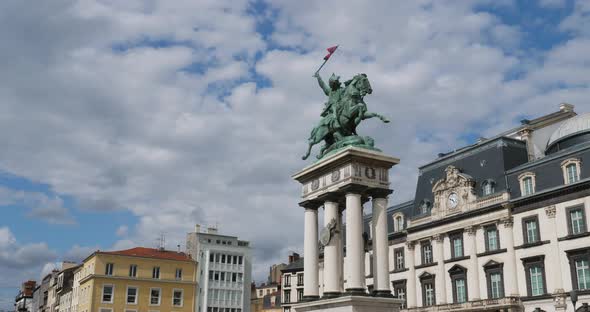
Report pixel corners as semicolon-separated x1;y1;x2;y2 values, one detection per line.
560;102;575;112
195;224;201;233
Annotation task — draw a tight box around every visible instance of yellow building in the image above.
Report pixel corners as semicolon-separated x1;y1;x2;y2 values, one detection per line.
77;247;198;312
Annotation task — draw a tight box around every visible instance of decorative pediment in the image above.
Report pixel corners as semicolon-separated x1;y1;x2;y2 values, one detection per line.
483;259;503;268
418;271;435;279
448;264;467;274
432;165;475;194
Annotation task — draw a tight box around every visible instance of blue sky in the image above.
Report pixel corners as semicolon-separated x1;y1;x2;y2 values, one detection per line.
2;0;590;309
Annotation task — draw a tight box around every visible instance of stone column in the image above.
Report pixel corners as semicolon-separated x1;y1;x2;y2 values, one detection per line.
501;217;519;297
303;207;320;300
545;205;565;294
406;241;417;308
371;194;393;297
434;234;447;304
337;208;344;293
466;226;481;300
323;200;342;297
345;192;366;294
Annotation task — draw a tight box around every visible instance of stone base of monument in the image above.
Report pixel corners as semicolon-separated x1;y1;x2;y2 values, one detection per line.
292;296;403;312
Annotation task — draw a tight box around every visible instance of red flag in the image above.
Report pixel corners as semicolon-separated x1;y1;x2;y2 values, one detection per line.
323;45;338;60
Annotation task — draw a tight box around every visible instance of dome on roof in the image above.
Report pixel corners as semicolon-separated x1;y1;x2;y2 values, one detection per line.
546;113;590;153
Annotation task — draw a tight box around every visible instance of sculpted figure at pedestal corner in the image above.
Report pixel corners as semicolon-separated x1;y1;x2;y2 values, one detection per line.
302;72;390;161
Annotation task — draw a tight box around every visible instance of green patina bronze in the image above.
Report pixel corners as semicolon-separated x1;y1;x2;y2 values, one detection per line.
302;72;389;160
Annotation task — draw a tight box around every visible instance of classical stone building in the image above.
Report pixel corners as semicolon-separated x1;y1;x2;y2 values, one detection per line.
289;104;590;312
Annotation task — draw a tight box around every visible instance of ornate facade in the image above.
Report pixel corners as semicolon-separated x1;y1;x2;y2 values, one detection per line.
285;103;590;312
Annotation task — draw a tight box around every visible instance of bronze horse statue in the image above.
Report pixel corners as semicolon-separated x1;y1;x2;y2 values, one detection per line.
302;73;389;160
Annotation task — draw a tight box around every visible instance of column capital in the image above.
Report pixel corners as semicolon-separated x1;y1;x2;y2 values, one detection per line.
465;225;478;236
432;234;444;243
299;199;322;210
367;188;393;199
545;205;557;218
500;217;514;228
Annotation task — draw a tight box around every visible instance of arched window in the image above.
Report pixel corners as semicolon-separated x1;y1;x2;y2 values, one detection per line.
482;180;495;196
518;172;536;196
561;158;582;185
392;214;404;232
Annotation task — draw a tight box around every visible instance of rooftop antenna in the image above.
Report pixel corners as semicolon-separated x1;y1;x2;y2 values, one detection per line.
157;232;166;251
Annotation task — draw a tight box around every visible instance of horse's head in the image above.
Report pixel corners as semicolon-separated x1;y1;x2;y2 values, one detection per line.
345;73;372;97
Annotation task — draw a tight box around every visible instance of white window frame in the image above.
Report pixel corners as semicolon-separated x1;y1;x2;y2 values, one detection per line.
149;287;162;306
105;263;114;276
129;264;137;277
126;286;138;305
392;213;404;232
518;172;536;196
172;289;184;307
175;268;183;280
101;284;114;304
561;158;582;185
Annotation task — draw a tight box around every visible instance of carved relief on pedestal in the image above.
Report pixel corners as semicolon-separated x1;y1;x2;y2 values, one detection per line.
431;165;476;219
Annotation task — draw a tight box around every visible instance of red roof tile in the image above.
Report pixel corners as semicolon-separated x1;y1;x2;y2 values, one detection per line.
98;247;193;261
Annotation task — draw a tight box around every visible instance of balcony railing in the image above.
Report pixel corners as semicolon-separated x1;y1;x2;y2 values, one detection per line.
405;296;522;311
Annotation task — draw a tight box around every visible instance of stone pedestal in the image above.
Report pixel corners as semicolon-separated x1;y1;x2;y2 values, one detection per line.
293;146;401;312
292;295;403;312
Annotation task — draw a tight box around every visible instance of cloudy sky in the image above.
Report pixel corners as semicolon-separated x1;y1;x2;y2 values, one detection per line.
1;0;590;308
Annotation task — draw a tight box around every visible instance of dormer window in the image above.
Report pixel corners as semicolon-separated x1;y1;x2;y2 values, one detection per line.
419;199;431;215
518;172;536;196
561;158;582;185
482;180;495;196
393;213;404;232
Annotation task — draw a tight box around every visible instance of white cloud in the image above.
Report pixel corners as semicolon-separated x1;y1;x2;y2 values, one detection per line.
2;3;590;310
0;186;75;225
116;225;129;237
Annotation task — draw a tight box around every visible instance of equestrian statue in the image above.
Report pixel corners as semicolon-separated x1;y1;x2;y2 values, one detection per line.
301;71;390;160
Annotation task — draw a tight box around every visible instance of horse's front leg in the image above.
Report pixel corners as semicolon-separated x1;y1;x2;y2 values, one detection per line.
362;112;390;123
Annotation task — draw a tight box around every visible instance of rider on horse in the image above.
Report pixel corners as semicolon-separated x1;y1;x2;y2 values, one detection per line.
314;72;344;139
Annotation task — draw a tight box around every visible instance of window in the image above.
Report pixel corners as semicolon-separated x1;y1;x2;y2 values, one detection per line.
575;260;590;290
419;200;431;215
420;274;435;307
393;214;404;232
105;263;114;276
567;205;587;235
102;285;113;303
522;216;540;244
283;290;291;303
522;256;546;297
449;265;468;304
99;309;112;312
150;288;161;305
394;248;405;271
562;158;582;185
297;273;304;286
421;241;433;265
450;232;464;258
126;287;138;304
482;180;495;196
284;275;291;287
297;289;303;301
129;265;137;277
484;225;500;251
519;172;536;196
152;267;160;279
484;261;505;299
210;253;214;262
173;289;183;307
566;248;590;291
238;256;243;265
221;254;226;263
175;268;183;280
392;280;406;309
567;164;580;184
